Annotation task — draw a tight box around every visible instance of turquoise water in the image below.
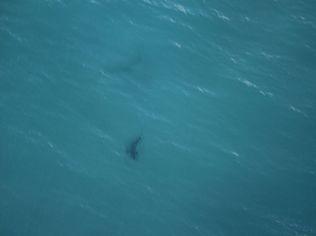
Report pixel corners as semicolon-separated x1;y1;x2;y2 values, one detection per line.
1;0;316;235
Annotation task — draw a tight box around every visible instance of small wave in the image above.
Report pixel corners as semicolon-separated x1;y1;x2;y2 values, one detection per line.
289;105;308;117
237;78;258;89
134;105;171;124
142;0;193;15
172;3;189;15
88;0;100;5
171;41;182;48
236;77;274;98
195;86;216;97
261;51;281;60
0;26;23;42
180;81;217;98
159;15;176;24
170;141;192;152
91;126;114;142
213;9;230;21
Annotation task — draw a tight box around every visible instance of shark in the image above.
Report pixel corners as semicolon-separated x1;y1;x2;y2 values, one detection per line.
126;135;142;160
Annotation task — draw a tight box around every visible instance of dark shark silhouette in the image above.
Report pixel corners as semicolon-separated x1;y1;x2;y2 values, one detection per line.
126;135;142;160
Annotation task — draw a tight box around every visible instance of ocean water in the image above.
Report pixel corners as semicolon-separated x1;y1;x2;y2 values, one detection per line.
1;0;316;235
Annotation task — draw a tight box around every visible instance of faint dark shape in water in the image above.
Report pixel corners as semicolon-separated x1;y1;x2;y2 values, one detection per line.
105;50;142;74
126;135;142;160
